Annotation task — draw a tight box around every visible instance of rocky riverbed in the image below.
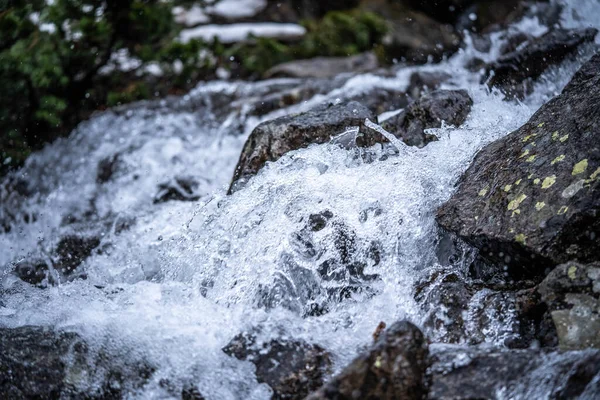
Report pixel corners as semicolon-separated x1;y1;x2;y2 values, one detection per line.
1;0;600;399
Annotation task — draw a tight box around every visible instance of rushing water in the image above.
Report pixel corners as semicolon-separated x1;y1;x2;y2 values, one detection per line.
1;1;600;398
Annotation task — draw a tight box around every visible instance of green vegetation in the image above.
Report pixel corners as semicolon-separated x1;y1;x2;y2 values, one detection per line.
0;1;388;175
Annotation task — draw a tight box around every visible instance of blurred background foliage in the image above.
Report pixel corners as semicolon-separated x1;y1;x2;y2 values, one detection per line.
0;0;387;175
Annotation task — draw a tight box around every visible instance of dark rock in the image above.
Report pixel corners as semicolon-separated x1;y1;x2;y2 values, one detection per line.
455;0;530;34
0;326;155;399
181;384;206;400
483;28;598;99
415;266;528;347
308;210;334;232
437;53;600;280
401;0;476;24
13;258;52;286
537;261;600;349
11;234;101;287
498;32;533;56
96;154;122;184
223;333;331;399
345;88;410;116
382;11;461;64
253;0;361;23
154;176;202;204
407;71;451;99
428;347;600;399
306;321;429;400
378;90;473;148
264;52;379;79
229;101;375;193
54;235;101;275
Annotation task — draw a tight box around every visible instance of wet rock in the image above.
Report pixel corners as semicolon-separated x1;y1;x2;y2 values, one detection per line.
455;0;530;33
307;321;429;400
258;217;381;317
154;176;202;204
11;234;101;287
229;101;374;193
415;266;527;347
96;154;123;184
484;28;598;98
264;52;379;79
255;0;361;23
0;326;155;399
382;11;461;64
402;0;476;24
537;261;600;349
428;347;600;399
437;53;600;280
54;235;101;275
223;333;331;399
407;71;451;99
378;90;473;148
346;88;410;117
13;258;52;286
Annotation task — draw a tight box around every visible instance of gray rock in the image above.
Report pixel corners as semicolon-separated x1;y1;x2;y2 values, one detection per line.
379;90;473;148
264;52;379;79
437;53;600;280
428;347;600;399
228;101;375;193
484;28;598;99
306;321;429;400
223;333;331;400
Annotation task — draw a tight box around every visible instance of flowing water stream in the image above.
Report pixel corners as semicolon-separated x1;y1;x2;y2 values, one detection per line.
1;1;600;398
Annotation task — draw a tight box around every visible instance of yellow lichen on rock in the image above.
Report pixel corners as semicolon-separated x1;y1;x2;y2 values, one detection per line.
568;265;577;280
541;175;556;189
535;202;546;211
504;184;512;192
526;155;537;162
515;233;527;244
508;194;527;211
572;159;588;176
551;155;565;165
559;134;569;142
558;206;569;215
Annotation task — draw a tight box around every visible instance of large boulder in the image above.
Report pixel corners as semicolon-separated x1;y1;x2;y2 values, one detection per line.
428;347;600;399
437;53;600;280
228;101;375;193
484;28;598;99
307;321;429;400
223;333;331;399
379;90;473;148
0;326;155;399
